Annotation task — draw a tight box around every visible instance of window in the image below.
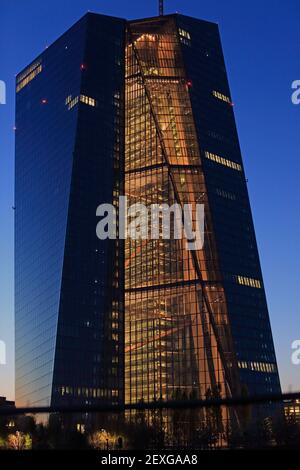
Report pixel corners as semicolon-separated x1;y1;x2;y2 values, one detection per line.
238;361;277;373
76;424;85;434
178;28;191;40
80;94;96;107
178;28;191;46
212;90;231;104
205;151;242;172
16;61;42;92
65;95;79;110
236;275;262;289
65;94;97;110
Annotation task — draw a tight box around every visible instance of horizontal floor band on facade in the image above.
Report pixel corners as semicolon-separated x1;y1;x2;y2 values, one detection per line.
125;279;225;293
125;163;202;174
126;73;185;81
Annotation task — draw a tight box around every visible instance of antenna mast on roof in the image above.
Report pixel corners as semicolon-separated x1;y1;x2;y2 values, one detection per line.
159;0;164;16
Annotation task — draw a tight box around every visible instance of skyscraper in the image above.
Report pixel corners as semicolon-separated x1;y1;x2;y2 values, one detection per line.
15;13;126;407
15;11;281;409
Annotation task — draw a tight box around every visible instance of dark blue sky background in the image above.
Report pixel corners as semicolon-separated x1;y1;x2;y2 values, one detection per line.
0;0;299;400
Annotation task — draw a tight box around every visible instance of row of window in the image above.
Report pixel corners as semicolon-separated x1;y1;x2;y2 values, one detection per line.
17;60;42;83
80;94;97;107
205;151;242;172
178;28;191;40
178;28;191;46
212;90;231;104
65;94;97;110
59;386;119;398
135;33;156;43
238;361;277;373
16;62;42;93
236;275;262;289
285;401;300;420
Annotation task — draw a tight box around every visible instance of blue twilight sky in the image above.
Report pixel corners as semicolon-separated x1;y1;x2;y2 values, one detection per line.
0;0;299;400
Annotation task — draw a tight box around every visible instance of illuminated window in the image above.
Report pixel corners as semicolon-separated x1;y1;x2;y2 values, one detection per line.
178;28;191;40
178;28;191;46
205;151;242;172
285;403;300;421
135;33;156;43
143;65;160;76
236;275;262;289
76;423;85;434
65;95;79;110
16;61;42;92
238;361;277;373
212;90;231;104
80;94;96;107
65;94;96;110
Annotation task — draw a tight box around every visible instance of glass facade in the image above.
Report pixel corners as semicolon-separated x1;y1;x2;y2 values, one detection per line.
176;14;281;396
15;12;281;410
15;13;125;407
125;16;240;405
124;14;280;404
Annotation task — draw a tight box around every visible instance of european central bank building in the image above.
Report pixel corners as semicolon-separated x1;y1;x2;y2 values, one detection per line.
15;12;281;411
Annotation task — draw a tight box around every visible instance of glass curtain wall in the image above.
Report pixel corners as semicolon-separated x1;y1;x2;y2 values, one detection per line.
124;16;241;408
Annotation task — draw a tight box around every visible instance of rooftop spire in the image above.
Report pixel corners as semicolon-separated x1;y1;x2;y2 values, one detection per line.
159;0;164;16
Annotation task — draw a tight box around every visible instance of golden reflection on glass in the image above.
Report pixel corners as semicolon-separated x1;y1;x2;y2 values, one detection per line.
125;18;240;410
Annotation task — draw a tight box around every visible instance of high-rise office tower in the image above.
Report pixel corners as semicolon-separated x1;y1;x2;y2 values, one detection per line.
15;14;126;407
15;12;281;408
